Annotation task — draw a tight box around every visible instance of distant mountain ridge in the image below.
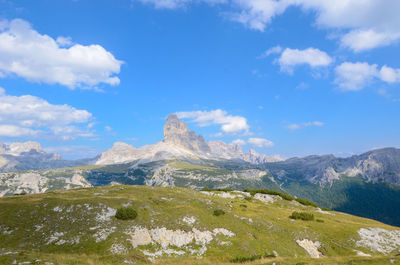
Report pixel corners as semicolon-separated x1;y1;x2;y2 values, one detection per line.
263;147;400;186
0;141;95;172
96;114;283;165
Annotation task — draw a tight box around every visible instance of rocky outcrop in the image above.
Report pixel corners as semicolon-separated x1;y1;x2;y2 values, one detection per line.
242;149;284;164
96;142;138;165
208;141;242;159
163;114;211;154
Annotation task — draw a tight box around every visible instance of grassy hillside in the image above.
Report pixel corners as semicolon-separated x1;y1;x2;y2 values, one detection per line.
0;185;399;265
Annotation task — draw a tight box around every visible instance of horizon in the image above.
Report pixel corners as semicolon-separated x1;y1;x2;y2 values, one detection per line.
1;0;400;159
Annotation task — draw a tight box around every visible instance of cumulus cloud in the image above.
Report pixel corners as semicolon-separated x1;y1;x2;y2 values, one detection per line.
228;0;288;31
232;0;400;51
0;19;123;89
248;137;274;147
0;88;94;140
136;0;226;9
176;109;249;133
232;139;246;145
340;29;400;52
278;47;333;73
44;145;101;159
335;62;400;91
286;121;324;131
257;45;282;58
137;0;400;51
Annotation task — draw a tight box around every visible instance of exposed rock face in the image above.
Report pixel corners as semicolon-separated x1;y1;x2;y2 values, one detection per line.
163;114;211;154
296;239;322;258
242;149;284;164
356;228;400;254
96;142;138;165
208;141;242;159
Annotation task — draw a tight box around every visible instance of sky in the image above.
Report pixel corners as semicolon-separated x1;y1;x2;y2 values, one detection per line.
0;0;399;159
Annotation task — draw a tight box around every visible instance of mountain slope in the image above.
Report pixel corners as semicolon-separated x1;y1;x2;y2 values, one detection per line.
0;185;399;265
0;141;94;172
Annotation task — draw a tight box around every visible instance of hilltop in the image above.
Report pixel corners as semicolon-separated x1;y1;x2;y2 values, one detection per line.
0;185;399;265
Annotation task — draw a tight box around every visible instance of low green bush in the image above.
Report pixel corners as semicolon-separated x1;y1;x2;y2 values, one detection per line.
316;219;324;223
289;211;314;221
229;254;262;263
213;209;225;216
202;187;233;192
244;189;294;201
295;198;319;207
229;253;276;263
239;204;247;208
115;207;137;220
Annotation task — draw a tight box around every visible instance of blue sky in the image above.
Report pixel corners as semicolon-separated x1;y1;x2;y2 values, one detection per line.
0;0;399;159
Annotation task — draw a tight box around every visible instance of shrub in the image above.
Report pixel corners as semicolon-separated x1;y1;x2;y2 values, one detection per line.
239;204;247;208
244;189;294;201
244;196;252;201
289;211;314;221
115;207;137;220
295;198;318;208
229;253;275;263
316;219;324;223
213;209;225;216
202;187;233;192
229;254;262;263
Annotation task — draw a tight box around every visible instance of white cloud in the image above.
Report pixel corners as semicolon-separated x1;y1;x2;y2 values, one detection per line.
278;47;333;73
232;139;246;145
340;29;400;52
0;125;39;137
257;45;282;58
335;62;378;91
229;0;289;31
44;145;101;159
139;0;400;51
248;137;274;147
286;121;324;131
233;0;400;51
176;109;249;133
0;86;5;96
335;62;400;91
379;65;400;83
0;88;94;139
136;0;226;9
56;36;73;47
0;19;122;89
105;126;113;132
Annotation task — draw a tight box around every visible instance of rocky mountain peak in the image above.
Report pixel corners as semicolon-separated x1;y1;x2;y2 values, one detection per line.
163;114;211;153
164;114;189;139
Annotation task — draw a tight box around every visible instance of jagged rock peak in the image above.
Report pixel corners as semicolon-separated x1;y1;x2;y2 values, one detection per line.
163;114;188;139
242;149;284;164
163;114;211;153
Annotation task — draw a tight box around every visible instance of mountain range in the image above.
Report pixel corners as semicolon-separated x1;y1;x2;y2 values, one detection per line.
0;114;399;226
